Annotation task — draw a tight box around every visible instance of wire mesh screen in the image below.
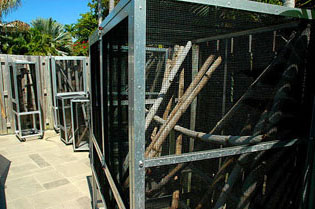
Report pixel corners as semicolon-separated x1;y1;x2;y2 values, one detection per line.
72;99;90;151
55;59;85;93
90;41;103;150
145;0;312;157
145;147;307;209
144;0;314;208
9;62;42;138
15;63;39;112
57;95;82;144
101;18;130;206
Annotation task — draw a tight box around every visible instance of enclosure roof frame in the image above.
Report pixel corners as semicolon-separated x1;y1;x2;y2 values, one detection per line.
178;0;315;19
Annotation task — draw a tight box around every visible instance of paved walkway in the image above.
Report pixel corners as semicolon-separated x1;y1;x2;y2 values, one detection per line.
0;130;92;209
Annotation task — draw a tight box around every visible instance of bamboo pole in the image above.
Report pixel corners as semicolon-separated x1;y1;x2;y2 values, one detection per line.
121;46;181;179
170;69;185;208
146;54;215;156
145;41;192;130
146;57;222;158
149;57;165;94
170;190;180;209
152;55;215;145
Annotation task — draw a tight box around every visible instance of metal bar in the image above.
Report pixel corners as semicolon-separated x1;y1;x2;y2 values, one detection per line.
54;56;87;61
144;138;300;168
100;0;131;29
56;92;86;97
14;60;36;64
100;36;105;157
91;135;103;162
307;98;315;209
102;163;127;209
193;21;299;43
190;44;199;152
17;111;41;115
71;99;75;149
177;0;314;19
92;134;126;209
128;0;146;208
101;0;131;37
91;165;107;208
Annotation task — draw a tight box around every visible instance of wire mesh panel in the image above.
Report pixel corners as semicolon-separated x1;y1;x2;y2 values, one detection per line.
56;93;86;144
143;1;315;208
8;60;43;141
71;97;90;151
50;57;88;131
90;39;103;154
89;0;315;208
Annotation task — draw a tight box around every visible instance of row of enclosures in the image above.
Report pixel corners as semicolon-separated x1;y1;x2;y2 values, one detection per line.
89;0;315;209
0;55;90;147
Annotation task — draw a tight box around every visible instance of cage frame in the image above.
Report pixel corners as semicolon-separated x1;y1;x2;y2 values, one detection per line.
89;0;315;209
8;59;43;141
71;97;90;151
56;92;86;145
50;56;88;131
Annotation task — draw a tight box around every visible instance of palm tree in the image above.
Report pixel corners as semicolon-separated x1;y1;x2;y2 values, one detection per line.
0;0;21;21
31;17;72;55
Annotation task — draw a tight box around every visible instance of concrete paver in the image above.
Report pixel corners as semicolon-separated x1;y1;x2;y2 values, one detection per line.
0;130;92;209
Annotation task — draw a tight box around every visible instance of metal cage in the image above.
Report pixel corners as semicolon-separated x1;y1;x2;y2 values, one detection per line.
89;1;315;209
50;56;88;131
8;59;43;141
71;97;90;151
56;93;86;144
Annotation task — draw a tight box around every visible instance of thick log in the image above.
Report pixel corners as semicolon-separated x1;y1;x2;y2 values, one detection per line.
151;112;264;146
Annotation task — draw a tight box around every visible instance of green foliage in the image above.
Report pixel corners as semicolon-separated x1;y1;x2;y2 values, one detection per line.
0;0;21;20
71;12;98;43
31;17;72;55
66;0;119;43
0;17;72;56
71;40;89;56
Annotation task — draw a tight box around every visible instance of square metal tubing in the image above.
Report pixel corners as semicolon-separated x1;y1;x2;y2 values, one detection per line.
50;56;88;131
89;1;315;209
56;93;86;145
8;59;43;141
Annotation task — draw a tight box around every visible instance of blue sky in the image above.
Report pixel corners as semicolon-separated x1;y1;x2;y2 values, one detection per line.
3;0;90;26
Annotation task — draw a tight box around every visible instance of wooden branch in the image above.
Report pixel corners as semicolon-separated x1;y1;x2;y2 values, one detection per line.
149;57;165;93
170;190;180;209
27;70;36;110
56;63;74;92
176;69;184;155
152;55;215;146
213;153;255;209
145;41;192;130
75;126;89;147
195;158;235;209
146;163;186;196
0;91;6;118
147;57;222;158
151;113;264;146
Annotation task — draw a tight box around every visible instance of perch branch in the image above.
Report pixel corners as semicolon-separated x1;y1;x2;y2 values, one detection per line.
146;57;222;158
151;113;264;146
145;41;192;130
152;55;215;147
